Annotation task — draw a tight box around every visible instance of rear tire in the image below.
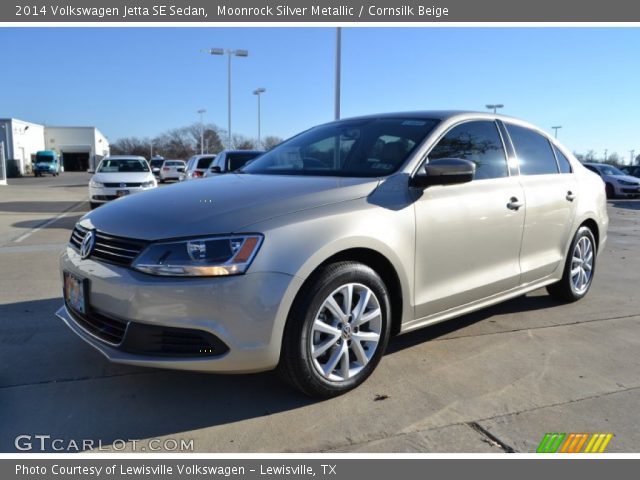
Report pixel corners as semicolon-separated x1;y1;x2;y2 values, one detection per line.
278;261;391;398
547;226;597;302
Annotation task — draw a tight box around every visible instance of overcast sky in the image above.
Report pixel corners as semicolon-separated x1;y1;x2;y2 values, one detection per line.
1;27;638;162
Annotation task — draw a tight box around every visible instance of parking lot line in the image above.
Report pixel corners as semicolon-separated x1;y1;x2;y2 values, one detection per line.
12;199;87;244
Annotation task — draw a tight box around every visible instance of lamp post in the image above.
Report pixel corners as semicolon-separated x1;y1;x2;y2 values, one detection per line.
209;48;249;149
335;27;342;120
485;104;504;114
551;126;562;139
253;88;266;149
197;109;206;154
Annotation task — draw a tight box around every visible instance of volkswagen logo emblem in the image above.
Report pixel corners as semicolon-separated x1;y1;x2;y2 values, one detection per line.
120;182;127;188
80;230;96;259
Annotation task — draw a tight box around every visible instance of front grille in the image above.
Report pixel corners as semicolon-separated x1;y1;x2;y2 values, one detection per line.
121;323;229;357
66;304;128;345
69;224;148;267
91;195;118;201
103;182;142;188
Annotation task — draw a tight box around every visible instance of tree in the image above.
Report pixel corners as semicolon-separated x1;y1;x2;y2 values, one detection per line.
110;137;151;158
604;152;620;165
573;152;585;162
262;135;284;150
585;150;597;162
232;134;257;150
186;122;225;154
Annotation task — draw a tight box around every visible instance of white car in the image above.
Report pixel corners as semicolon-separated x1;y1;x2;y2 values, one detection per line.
583;162;640;198
180;154;217;181
89;156;157;209
159;160;186;183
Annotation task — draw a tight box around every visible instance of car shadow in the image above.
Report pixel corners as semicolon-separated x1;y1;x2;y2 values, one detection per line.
11;213;86;230
0;292;562;452
0;201;87;214
609;199;640;210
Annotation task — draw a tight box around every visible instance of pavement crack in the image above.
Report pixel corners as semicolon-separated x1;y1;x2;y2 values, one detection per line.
467;421;516;453
0;370;160;391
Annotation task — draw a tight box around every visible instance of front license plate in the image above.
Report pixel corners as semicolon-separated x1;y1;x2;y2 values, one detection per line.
64;271;87;315
116;189;130;197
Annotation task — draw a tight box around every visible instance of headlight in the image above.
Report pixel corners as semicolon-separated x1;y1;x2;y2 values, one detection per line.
90;179;104;188
132;235;263;276
141;180;156;188
617;179;638;186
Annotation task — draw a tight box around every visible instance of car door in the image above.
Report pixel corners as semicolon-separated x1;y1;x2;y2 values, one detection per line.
414;120;525;319
504;122;578;283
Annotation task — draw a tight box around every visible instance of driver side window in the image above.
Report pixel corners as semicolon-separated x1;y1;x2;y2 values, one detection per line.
429;121;508;180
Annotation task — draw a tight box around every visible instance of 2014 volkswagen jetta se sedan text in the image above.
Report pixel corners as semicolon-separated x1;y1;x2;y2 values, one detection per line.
58;111;608;397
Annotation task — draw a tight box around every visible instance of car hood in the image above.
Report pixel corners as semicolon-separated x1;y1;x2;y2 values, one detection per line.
82;174;380;240
92;172;154;183
612;175;640;184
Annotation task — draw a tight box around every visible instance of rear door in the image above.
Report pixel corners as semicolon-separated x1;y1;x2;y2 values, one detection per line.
504;123;578;283
414;120;526;318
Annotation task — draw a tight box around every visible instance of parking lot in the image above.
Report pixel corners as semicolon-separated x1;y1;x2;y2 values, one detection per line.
0;172;639;453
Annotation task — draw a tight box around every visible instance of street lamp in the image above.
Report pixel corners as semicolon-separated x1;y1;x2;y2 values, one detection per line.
551;125;562;138
485;104;504;114
197;109;206;154
209;48;249;149
335;27;341;120
253;88;266;149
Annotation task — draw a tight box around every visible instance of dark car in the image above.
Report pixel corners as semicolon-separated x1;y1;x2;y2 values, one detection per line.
203;150;264;177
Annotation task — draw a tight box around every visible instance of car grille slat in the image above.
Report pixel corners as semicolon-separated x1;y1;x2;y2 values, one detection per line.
66;306;128;345
103;182;142;188
68;225;148;267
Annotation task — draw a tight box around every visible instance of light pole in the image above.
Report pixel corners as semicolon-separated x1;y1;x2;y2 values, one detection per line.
485;104;504;114
253;88;266;149
335;27;341;120
630;150;635;165
604;149;608;162
197;109;206;154
551;126;562;138
209;48;249;149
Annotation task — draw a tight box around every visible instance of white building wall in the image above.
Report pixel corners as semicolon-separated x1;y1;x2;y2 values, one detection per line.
44;127;110;171
1;119;45;175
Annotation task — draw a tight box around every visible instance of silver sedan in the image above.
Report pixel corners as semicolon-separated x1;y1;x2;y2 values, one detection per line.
58;111;608;397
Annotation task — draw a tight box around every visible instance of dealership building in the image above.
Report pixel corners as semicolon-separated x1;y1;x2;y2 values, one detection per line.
0;118;109;176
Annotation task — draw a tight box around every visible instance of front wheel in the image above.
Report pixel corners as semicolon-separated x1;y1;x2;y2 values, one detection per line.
547;226;597;302
279;261;391;398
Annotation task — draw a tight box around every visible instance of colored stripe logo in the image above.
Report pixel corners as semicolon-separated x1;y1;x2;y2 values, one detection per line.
537;433;613;453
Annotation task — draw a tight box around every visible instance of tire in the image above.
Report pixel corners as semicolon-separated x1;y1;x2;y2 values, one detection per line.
605;183;615;199
90;202;100;210
546;226;597;302
278;261;391;398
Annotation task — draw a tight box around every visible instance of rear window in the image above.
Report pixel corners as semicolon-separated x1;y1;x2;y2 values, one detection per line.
150;160;164;167
165;161;185;166
197;157;215;169
227;152;262;171
552;145;572;174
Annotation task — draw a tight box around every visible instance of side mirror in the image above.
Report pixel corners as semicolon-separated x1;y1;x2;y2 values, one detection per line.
410;158;475;188
209;166;222;173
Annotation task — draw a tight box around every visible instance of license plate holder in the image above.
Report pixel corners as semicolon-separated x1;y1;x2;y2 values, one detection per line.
116;189;130;197
64;271;88;315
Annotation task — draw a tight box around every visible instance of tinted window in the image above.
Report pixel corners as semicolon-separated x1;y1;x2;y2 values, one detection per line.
507;124;558;175
552;145;572;174
227;152;261;171
428;121;508;180
584;165;600;175
242;118;439;177
197;157;215;169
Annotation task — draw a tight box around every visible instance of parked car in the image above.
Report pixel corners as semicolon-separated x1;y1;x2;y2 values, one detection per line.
88;155;157;209
181;154;216;181
203;150;264;177
159;159;186;183
59;111;608;397
149;158;165;177
583;162;640;198
621;165;640;179
33;150;61;176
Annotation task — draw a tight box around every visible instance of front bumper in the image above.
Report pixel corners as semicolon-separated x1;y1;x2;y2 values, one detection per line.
58;247;303;373
89;186;153;203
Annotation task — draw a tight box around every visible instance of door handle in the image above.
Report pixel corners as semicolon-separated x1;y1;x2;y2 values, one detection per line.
507;197;524;211
566;191;576;202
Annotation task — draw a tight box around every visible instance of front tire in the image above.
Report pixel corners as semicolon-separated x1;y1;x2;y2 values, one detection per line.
278;261;391;398
547;226;597;302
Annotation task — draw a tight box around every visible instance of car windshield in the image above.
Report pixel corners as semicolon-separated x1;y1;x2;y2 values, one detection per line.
35;155;54;163
241;117;440;177
599;165;626;176
98;159;149;173
150;160;164;167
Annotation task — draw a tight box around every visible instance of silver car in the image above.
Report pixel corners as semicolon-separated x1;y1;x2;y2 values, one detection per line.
58;111;608;397
583;162;640;198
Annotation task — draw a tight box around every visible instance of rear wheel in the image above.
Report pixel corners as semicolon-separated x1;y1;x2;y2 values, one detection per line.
279;261;391;398
547;226;596;302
